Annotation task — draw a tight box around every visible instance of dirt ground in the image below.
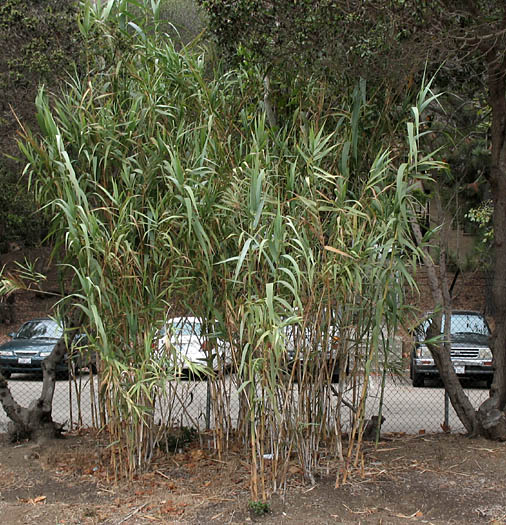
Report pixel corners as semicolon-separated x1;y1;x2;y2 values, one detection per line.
1;429;505;525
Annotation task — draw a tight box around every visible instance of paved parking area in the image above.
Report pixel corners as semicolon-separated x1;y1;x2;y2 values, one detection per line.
0;373;490;434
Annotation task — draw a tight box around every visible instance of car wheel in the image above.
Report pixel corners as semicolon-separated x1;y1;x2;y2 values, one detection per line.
1;369;11;379
412;372;425;388
486;376;493;389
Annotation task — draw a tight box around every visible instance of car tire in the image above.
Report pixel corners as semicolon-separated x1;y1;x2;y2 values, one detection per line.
486;376;493;389
412;372;425;388
1;369;11;379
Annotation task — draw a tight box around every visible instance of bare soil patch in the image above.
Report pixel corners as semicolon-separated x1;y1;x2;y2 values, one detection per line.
1;430;505;524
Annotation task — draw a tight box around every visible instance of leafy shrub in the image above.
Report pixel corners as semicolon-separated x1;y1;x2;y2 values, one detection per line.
248;500;270;516
0;168;48;252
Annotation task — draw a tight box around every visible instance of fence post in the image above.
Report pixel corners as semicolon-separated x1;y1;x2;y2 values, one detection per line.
205;380;211;430
444;390;449;429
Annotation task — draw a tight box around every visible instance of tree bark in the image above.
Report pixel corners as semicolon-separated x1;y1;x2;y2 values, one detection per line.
477;50;506;439
263;73;277;128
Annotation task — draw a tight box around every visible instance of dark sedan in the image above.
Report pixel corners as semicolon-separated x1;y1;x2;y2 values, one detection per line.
0;318;93;378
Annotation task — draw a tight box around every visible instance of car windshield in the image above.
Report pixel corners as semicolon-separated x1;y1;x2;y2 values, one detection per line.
449;313;490;336
418;312;490;340
15;319;63;340
160;319;202;338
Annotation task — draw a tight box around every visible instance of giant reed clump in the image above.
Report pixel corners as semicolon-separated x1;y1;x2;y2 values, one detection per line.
19;0;443;494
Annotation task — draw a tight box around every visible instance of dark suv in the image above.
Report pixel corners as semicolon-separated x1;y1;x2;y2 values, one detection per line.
410;310;493;388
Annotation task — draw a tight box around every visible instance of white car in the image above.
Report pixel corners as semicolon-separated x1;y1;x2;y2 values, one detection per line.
155;317;231;377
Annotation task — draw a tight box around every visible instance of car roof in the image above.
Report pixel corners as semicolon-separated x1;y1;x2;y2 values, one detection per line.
450;310;485;315
20;317;59;324
424;310;485;317
166;316;200;323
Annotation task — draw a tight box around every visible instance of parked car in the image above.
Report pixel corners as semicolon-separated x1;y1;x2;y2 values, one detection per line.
154;316;231;378
410;310;494;387
0;318;95;379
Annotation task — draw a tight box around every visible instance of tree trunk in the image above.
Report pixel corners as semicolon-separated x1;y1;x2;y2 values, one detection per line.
412;198;478;434
263;73;277;128
0;309;82;442
477;52;506;439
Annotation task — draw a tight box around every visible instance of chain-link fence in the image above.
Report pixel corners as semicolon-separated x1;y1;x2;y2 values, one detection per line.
0;371;491;434
0;311;493;435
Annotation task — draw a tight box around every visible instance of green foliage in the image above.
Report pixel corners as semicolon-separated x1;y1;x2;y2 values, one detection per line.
0;168;48;251
198;0;505;82
0;0;81;110
198;0;426;84
466;201;493;237
19;0;444;488
248;500;270;516
0;0;84;249
158;0;207;45
420;89;492;235
466;199;494;270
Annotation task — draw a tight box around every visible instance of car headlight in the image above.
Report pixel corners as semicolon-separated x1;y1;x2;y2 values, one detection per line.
479;348;493;360
0;350;14;356
415;345;432;359
40;351;52;357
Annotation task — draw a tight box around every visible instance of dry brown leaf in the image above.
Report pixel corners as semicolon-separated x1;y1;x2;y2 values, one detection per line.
190;449;205;461
324;245;355;259
440;423;451;433
160;501;187;515
23;495;46;505
392;509;423;519
288;465;302;475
